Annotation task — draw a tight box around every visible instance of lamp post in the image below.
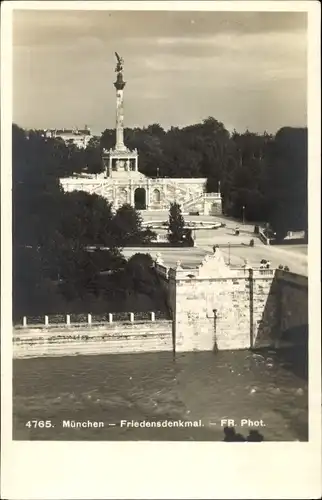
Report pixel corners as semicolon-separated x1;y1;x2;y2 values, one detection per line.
157;167;159;178
213;309;218;353
242;205;245;225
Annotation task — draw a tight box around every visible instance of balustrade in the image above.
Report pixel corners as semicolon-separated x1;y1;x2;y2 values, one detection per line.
16;311;169;328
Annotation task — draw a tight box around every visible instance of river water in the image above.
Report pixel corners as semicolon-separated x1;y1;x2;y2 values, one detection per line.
13;346;308;441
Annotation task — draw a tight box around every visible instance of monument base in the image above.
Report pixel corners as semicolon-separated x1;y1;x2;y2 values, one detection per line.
60;173;222;214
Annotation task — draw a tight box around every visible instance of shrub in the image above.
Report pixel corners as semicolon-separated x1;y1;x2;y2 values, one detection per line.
284;266;290;272
254;225;259;234
278;264;284;270
249;239;255;247
167;202;185;245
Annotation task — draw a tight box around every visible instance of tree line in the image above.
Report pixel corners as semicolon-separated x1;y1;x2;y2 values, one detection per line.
12;117;308;317
52;116;307;239
107;118;306;240
12;124;166;318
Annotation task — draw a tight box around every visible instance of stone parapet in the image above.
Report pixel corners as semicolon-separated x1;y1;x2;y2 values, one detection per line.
13;321;173;359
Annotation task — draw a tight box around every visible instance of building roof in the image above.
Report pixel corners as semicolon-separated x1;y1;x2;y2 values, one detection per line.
46;128;91;136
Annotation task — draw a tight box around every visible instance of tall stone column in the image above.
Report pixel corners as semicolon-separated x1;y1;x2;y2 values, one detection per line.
115;88;125;150
146;179;150;209
130;179;134;206
105;54;139;181
114;73;126;151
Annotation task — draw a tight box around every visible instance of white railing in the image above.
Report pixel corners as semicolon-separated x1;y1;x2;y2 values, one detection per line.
259;230;270;245
181;193;204;209
15;311;170;328
204;193;221;198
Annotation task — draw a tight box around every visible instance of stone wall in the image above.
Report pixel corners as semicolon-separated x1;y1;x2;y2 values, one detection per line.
156;250;307;352
276;270;308;334
170;266;277;352
13;321;173;359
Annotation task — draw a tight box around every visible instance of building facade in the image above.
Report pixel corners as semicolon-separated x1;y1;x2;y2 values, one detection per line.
60;56;222;215
45;126;92;148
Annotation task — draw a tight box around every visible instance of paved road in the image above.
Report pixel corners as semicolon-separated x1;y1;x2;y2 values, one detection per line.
123;244;307;276
278;244;308;255
204;244;307;276
140;210;308;276
195;230;307;276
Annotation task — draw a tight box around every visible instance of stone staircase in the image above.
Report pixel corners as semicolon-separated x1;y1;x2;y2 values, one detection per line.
165;181;205;212
89;183;114;199
181;193;205;211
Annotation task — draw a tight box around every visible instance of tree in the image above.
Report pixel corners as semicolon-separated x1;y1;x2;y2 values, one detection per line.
265;127;308;240
168;202;185;245
120;253;169;311
124;253;155;294
12;125;156;316
84;136;103;174
112;204;156;247
57;191;115;246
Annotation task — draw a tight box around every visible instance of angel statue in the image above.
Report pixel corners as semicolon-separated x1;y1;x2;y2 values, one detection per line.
115;52;124;73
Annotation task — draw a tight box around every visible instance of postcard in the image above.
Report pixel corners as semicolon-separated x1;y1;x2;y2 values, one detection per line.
1;1;321;498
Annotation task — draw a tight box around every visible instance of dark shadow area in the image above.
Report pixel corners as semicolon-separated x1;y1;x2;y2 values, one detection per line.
275;342;308;380
250;344;308;381
223;427;264;442
281;324;308;344
254;273;308;356
134;188;146;210
13;251;171;320
253;272;279;348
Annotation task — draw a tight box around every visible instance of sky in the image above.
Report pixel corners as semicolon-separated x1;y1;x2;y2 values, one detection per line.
13;9;307;135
